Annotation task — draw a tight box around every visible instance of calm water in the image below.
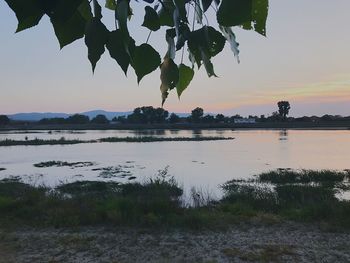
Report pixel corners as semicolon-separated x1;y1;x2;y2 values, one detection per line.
0;129;349;195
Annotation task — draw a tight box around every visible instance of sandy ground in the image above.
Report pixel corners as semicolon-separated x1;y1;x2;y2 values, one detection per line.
0;222;350;263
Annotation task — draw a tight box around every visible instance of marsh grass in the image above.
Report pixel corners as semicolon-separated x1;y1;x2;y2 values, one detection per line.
0;136;234;147
221;169;350;227
1;169;350;229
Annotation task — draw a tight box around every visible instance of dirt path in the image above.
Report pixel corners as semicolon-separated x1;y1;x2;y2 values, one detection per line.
0;222;349;263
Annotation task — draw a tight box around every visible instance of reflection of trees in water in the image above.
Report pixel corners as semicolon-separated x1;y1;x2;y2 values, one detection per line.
170;130;179;135
215;130;225;136
192;129;202;138
279;129;288;141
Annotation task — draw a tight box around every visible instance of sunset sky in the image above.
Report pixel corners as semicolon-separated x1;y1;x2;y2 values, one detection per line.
1;0;349;117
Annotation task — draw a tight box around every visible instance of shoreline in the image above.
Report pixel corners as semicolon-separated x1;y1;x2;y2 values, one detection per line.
1;121;350;131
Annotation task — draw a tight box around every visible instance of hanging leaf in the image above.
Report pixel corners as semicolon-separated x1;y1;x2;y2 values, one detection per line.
84;18;109;72
177;64;194;98
217;0;268;36
78;1;94;21
106;30;135;74
158;0;175;27
201;49;217;77
131;44;161;83
188;26;225;67
160;57;179;105
142;6;160;31
201;0;213;13
166;29;176;59
194;0;203;24
252;0;269;36
51;12;86;49
93;0;103;19
105;0;117;10
219;26;240;63
4;0;44;32
217;0;252;27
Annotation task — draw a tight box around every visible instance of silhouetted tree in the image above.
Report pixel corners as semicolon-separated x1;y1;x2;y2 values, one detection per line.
215;114;225;123
0;115;10;126
127;106;168;124
66;114;90;124
91;114;109;124
190;107;204;123
39;117;66;125
169;113;180;124
202;115;215;123
277;101;291;120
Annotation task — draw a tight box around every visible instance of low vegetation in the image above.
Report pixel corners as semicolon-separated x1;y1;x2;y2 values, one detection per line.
0;136;234;147
0;169;349;229
34;161;95;168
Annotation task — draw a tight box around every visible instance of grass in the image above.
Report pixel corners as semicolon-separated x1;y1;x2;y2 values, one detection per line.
0;169;350;229
0;136;234;147
99;136;234;143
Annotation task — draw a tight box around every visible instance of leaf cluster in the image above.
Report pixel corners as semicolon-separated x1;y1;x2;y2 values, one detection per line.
5;0;269;104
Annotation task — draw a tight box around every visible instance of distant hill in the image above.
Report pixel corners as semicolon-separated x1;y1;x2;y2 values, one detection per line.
8;110;131;121
7;110;189;121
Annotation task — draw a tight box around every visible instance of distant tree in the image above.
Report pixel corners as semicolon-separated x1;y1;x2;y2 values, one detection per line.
39;117;66;125
215;114;225;123
66;114;90;124
277;101;291;120
91;114;109;124
202;114;215;123
0;115;10;126
127;106;168;124
268;111;281;122
190;107;204;123
260;115;266;122
112;116;127;123
169;113;180;124
154;108;169;123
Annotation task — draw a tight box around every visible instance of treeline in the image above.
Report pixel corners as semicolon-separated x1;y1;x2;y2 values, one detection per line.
1;104;350;127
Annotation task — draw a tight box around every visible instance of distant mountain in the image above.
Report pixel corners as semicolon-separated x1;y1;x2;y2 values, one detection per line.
8;110;132;121
8;112;71;121
7;109;191;121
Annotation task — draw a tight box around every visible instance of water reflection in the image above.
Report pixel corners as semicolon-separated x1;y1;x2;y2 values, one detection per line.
279;129;288;141
0;129;349;195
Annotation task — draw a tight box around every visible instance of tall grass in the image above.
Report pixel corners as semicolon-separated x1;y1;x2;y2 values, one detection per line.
0;169;350;229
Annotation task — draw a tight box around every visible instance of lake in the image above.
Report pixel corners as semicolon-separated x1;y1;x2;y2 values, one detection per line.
0;129;349;196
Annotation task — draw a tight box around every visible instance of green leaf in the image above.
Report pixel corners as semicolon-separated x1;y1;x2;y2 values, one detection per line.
131;44;161;83
217;0;252;27
201;0;213;13
252;0;269;36
177;64;194;98
142;6;160;31
201;49;217;77
93;0;103;19
78;0;93;21
158;0;175;27
160;57;179;105
166;29;176;59
217;0;269;36
4;0;44;32
105;0;117;10
84;18;109;72
106;30;135;74
51;11;86;49
188;26;225;67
